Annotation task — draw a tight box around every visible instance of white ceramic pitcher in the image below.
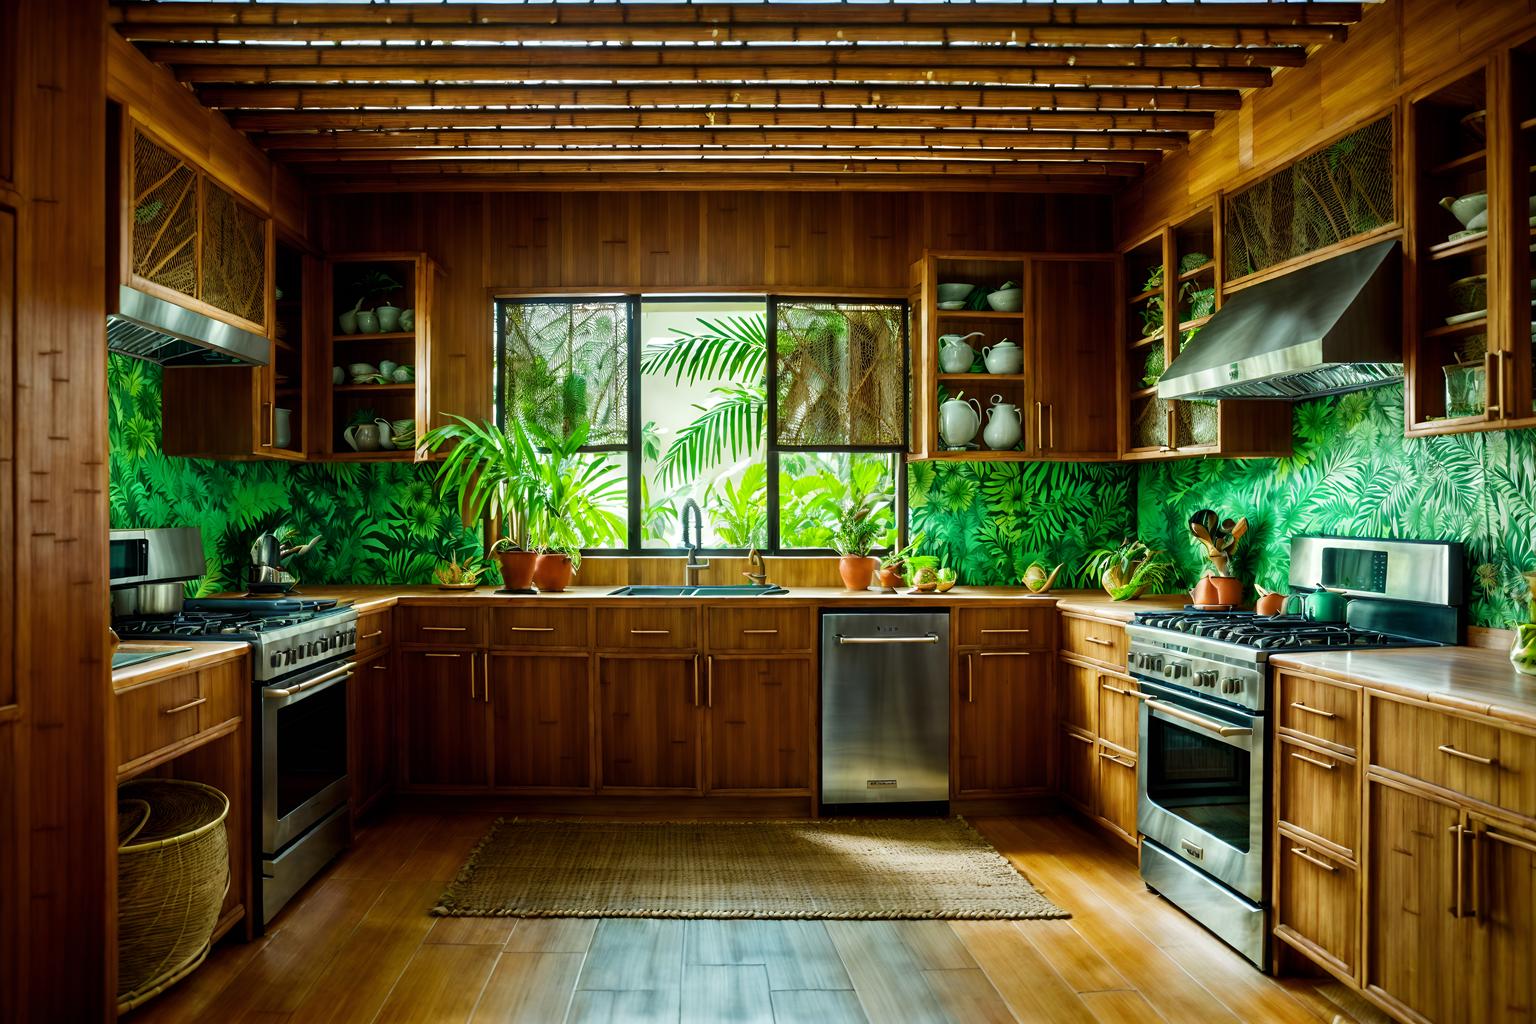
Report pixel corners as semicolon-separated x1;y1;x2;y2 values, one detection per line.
983;395;1023;450
343;417;392;452
938;331;984;373
939;394;981;447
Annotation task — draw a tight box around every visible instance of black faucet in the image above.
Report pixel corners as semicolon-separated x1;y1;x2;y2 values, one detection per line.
680;499;709;586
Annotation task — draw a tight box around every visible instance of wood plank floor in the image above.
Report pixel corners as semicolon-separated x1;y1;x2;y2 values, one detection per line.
125;809;1385;1024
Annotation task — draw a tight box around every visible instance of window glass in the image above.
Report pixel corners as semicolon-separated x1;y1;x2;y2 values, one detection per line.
503;299;629;446
778;452;898;551
775;299;905;447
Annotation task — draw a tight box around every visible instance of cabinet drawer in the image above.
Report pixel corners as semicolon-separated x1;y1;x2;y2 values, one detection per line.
596;607;697;650
706;606;813;652
1097;674;1141;754
397;605;484;646
955;607;1053;649
1371;697;1501;805
197;660;245;733
1060;727;1096;813
491;606;590;649
1278;737;1358;857
1276;835;1357;976
1497;727;1536;823
1095;741;1138;843
1057;659;1096;733
1061;615;1126;669
1277;672;1359;751
117;673;203;768
356;609;391;655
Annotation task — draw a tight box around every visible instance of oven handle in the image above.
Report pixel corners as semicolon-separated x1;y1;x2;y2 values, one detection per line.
262;661;357;700
1146;698;1252;738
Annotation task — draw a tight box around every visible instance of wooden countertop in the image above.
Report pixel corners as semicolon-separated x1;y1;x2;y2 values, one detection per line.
1271;646;1536;732
1052;593;1188;622
112;641;250;691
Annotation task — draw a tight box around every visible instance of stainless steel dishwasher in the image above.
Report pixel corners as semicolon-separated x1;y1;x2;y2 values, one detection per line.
820;611;950;808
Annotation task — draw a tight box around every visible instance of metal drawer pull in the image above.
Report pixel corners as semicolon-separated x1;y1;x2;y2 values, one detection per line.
1289;846;1338;873
161;696;207;716
1438;744;1497;766
742;629;779;635
421;626;468;632
1147;699;1251;737
510;625;556;632
977;651;1030;658
836;634;939;645
1289;751;1337;771
360;630;384;640
980;628;1031;634
1102;683;1135;697
372;664;388;671
1180;839;1204;860
631;629;671;635
1288;701;1336;719
1098;751;1135;768
1084;636;1113;646
423;652;462;658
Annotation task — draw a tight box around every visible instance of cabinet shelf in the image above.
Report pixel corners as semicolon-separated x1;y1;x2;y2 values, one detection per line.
1131;385;1160;400
1177;314;1213;332
1128;331;1163;350
934;309;1023;321
333;382;416;394
910;449;1033;462
331;331;415;343
1423;317;1488;338
937;373;1027;382
1429;232;1488;260
1176;262;1215;282
321;449;419;462
1428;148;1487;176
1126;285;1162;304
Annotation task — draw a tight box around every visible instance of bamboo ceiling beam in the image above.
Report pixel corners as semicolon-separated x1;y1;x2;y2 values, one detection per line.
172;63;1274;91
303;172;1120;195
116;23;1350;47
293;156;1144;176
229;107;1217;134
195;83;1245;112
109;3;1363;29
255;128;1180;154
281;148;1155;171
144;43;1312;72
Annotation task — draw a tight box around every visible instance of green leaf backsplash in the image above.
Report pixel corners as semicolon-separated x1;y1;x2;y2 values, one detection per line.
1137;384;1536;629
108;354;481;594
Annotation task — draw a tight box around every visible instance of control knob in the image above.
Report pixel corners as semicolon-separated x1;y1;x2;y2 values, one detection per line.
269;652;282;669
1222;677;1243;694
1195;669;1218;688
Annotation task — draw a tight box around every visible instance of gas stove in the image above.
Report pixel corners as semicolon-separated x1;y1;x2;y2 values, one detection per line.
1134;610;1427;651
114;597;358;682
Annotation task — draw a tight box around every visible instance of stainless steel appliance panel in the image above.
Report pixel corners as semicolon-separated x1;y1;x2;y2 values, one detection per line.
821;612;950;805
1142;838;1267;968
1288;534;1462;605
262;804;351;924
261;658;354;853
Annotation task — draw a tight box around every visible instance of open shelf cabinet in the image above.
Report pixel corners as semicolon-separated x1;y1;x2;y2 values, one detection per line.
1405;46;1536;434
1118;212;1290;461
909;250;1117;462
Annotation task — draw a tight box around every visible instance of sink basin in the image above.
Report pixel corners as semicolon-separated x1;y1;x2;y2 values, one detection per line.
607;585;789;597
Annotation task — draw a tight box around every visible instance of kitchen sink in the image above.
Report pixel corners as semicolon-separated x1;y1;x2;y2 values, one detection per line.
607;584;790;597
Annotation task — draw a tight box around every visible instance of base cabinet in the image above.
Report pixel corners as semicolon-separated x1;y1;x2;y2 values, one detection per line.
1465;813;1536;1024
350;647;394;817
1094;741;1138;842
488;651;591;790
955;650;1049;795
1274;830;1357;980
401;649;489;788
705;656;812;793
598;654;700;792
1060;727;1096;812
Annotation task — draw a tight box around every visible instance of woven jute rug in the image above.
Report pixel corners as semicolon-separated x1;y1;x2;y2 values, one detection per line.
431;817;1066;920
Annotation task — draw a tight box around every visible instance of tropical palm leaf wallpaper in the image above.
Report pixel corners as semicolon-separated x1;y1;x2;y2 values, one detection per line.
910;460;1136;588
108;354;480;594
1138;385;1536;629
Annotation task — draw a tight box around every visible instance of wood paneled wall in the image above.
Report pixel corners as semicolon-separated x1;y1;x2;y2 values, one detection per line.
1117;0;1536;243
4;3;113;1021
314;189;1112;424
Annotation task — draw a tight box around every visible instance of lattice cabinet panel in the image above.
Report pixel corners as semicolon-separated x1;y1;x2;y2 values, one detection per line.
131;128;198;299
200;180;267;328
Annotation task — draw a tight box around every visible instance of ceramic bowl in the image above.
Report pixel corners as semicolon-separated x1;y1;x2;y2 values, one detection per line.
937;283;974;303
986;288;1023;313
390;364;415;383
1448;274;1488;315
1441;192;1488;228
937;300;967;310
347;362;377;378
378;359;399;377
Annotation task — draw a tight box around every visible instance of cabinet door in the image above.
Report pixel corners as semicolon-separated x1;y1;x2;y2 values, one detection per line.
956;651;1048;795
1057;659;1096;734
706;656;812;793
1466;814;1536;1024
488;651;591;790
350;648;395;816
1060;727;1096;813
1028;257;1118;458
1095;742;1138;842
400;650;489;788
1365;781;1465;1024
598;655;700;791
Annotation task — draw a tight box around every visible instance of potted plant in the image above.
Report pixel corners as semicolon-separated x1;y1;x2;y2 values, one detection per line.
522;420;625;593
421;415;541;592
877;533;935;592
830;490;883;591
1081;540;1179;601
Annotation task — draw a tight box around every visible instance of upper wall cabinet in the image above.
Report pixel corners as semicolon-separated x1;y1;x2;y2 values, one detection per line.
1118;212;1290;462
1405;46;1536;435
909;250;1117;463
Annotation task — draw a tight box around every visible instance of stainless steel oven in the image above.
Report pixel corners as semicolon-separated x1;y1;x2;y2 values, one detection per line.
261;658;354;853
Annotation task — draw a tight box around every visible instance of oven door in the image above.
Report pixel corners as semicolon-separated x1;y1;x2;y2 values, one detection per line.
1136;678;1265;900
261;659;354;853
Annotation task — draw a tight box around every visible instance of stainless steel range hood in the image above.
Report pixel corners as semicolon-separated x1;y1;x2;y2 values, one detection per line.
1156;240;1401;401
107;284;269;367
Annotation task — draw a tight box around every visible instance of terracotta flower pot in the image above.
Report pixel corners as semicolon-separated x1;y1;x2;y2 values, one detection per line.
1255;592;1286;617
877;564;905;590
1192;575;1243;609
532;553;575;593
838;555;878;592
495;549;538;591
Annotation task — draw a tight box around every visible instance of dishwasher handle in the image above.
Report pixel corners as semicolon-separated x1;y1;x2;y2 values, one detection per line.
835;634;940;646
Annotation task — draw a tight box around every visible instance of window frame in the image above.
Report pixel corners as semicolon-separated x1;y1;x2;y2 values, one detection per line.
493;291;909;557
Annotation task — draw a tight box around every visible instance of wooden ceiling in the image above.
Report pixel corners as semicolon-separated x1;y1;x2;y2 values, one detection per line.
111;1;1366;192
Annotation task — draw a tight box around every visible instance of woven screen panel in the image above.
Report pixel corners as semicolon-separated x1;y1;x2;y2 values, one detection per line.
131;130;198;298
775;300;905;447
1224;116;1394;281
199;180;267;327
504;300;629;446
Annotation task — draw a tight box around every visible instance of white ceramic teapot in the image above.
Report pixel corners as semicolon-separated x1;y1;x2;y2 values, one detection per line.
344;417;392;452
938;393;981;447
982;339;1023;375
983;395;1023;450
938;331;984;373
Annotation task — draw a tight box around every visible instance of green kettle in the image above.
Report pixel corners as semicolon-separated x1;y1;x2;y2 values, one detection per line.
1282;588;1348;622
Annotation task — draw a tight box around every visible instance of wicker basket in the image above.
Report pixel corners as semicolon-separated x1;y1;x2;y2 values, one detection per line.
116;780;230;1013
